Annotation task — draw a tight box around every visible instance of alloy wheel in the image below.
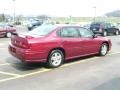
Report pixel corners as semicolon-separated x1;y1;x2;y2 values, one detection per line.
99;43;108;56
48;50;64;68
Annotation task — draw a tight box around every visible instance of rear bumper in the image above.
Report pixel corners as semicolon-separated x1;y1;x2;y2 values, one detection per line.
8;43;47;63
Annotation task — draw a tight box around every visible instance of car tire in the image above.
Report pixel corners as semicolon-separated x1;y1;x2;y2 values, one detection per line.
99;43;108;56
28;27;32;31
6;32;12;38
115;30;119;35
103;31;107;36
47;50;64;68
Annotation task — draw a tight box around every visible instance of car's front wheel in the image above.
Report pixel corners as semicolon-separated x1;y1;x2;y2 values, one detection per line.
99;43;108;56
47;50;64;68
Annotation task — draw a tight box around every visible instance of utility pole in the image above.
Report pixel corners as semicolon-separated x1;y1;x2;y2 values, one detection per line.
93;6;96;22
13;0;16;23
69;15;72;24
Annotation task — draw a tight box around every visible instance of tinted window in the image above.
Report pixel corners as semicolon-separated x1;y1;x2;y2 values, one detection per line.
79;28;94;38
27;25;57;37
91;23;100;27
60;27;79;38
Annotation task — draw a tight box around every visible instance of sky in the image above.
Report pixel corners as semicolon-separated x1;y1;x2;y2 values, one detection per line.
0;0;120;17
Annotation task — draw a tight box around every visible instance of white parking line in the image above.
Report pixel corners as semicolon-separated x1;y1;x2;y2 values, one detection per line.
0;43;4;46
0;68;51;83
108;51;120;55
21;68;51;77
62;57;99;67
62;51;120;67
0;76;23;83
0;51;120;83
0;71;21;77
0;63;10;66
0;47;7;50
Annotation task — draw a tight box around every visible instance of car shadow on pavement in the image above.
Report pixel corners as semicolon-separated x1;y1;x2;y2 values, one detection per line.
6;55;97;71
6;57;46;71
93;78;120;90
64;55;96;64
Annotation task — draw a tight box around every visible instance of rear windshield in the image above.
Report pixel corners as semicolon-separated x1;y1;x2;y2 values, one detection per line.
91;23;100;27
27;25;57;37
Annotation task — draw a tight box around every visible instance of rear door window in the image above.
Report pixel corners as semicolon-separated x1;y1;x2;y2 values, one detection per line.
60;27;79;38
27;25;57;37
91;23;100;27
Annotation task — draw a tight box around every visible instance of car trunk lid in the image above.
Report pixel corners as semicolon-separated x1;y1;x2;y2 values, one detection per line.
11;34;31;49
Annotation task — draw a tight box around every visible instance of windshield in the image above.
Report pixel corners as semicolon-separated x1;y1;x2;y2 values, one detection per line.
27;25;57;37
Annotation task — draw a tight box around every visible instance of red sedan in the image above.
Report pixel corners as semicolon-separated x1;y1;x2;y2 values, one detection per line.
0;23;16;38
9;24;112;68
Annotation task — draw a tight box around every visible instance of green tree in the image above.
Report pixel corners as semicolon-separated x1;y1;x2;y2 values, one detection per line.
0;14;6;22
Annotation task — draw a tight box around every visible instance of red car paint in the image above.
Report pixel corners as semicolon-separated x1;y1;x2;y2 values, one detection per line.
0;24;16;37
9;25;111;63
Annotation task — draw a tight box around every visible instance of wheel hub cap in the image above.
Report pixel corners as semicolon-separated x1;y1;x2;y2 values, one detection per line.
101;45;107;55
51;52;62;66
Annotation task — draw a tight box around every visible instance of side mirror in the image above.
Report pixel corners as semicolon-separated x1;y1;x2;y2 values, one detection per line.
93;34;101;38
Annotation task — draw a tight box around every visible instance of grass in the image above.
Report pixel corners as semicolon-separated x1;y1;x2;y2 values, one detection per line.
51;17;120;24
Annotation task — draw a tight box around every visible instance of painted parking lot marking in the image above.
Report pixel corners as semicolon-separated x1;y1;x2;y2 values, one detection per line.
0;51;120;83
108;51;120;55
62;57;99;67
0;76;23;83
0;68;51;83
62;51;120;67
0;48;7;49
21;68;51;77
0;63;10;66
0;43;4;46
0;71;21;77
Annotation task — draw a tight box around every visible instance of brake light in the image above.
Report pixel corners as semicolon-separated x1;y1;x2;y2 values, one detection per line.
13;40;29;49
11;34;30;49
21;42;29;49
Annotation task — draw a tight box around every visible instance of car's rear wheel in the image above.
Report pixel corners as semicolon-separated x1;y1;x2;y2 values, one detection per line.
99;43;108;56
115;30;119;35
47;50;64;68
103;31;107;36
6;32;12;38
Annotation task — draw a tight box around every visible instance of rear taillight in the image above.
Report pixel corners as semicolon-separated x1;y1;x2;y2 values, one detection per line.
25;36;33;39
11;34;30;49
21;42;29;49
13;40;29;49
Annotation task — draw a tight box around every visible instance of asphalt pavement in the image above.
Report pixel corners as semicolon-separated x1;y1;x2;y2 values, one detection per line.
0;26;120;90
